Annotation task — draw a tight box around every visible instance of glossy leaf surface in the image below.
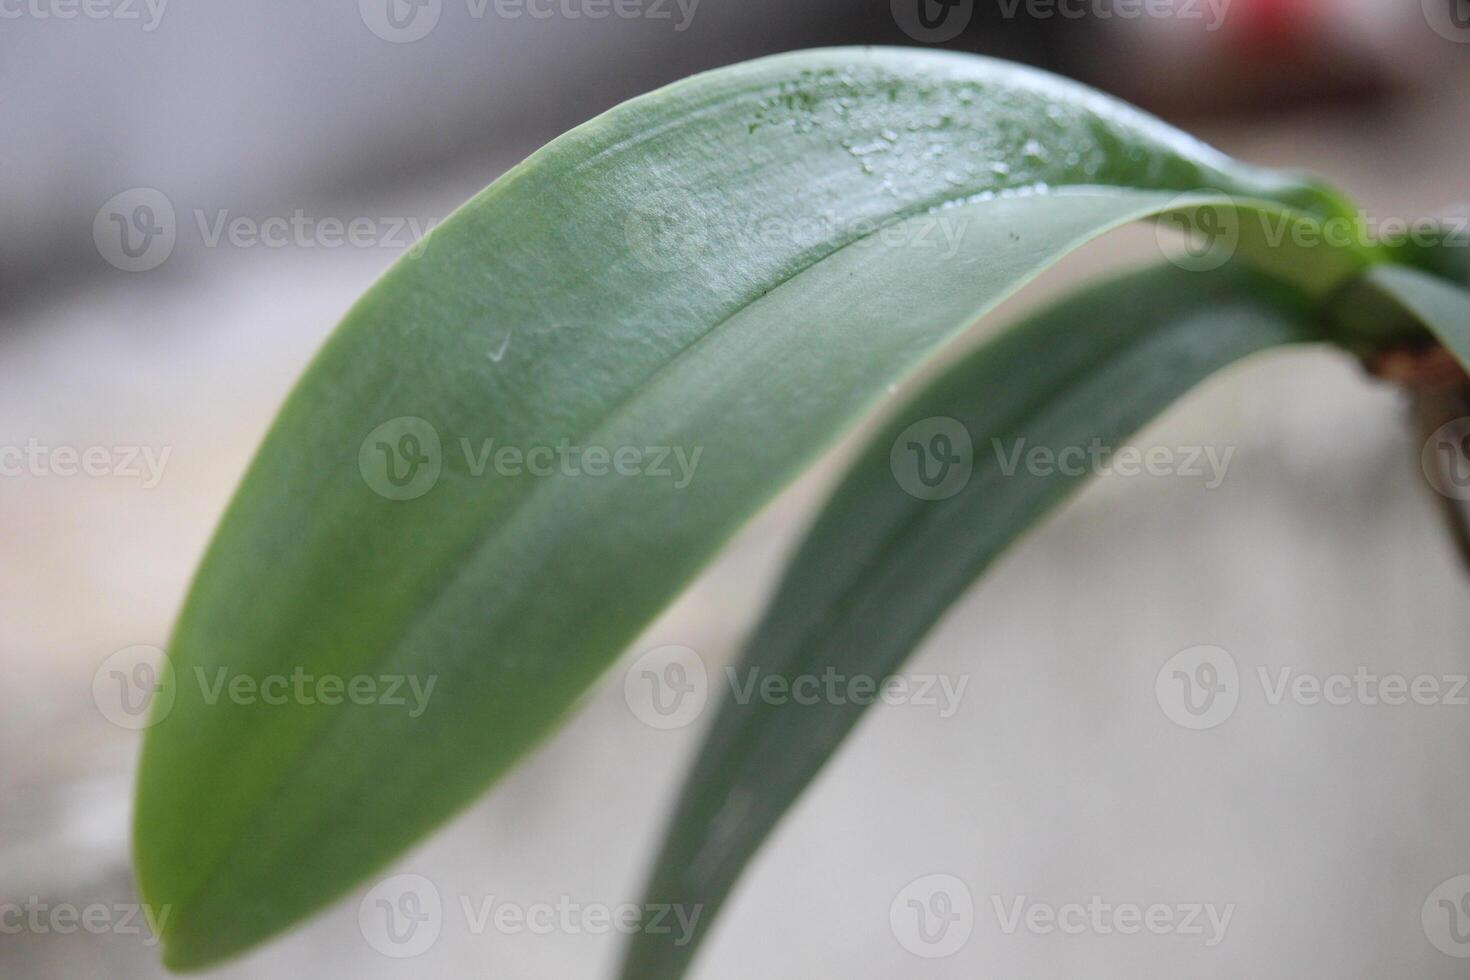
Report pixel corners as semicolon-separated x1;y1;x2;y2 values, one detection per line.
133;48;1372;969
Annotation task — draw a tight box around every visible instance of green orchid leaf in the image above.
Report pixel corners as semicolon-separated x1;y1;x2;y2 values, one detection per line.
622;261;1324;979
133;47;1376;970
1357;264;1470;368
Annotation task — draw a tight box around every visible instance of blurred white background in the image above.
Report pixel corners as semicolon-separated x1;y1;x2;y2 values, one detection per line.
4;0;1470;977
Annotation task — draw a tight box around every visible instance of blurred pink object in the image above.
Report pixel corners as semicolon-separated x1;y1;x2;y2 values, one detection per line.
1086;0;1451;114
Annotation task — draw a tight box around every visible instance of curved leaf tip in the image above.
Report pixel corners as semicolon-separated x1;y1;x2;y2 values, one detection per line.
132;45;1374;969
